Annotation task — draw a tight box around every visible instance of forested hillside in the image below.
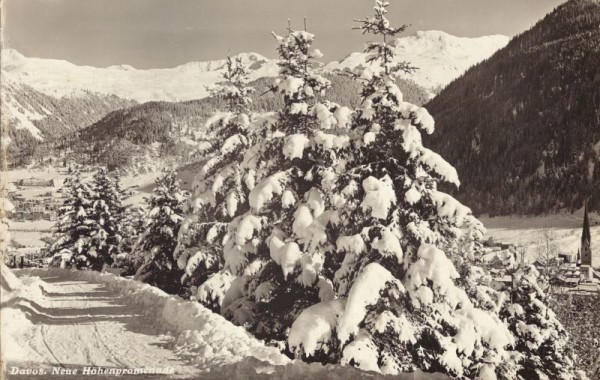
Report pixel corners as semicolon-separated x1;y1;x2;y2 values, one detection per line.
426;0;600;215
72;74;430;170
3;82;136;167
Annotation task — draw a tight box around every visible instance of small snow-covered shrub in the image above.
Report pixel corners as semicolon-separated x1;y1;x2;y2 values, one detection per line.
500;265;577;379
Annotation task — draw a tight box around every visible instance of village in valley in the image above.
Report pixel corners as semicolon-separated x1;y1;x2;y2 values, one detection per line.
8;177;60;222
3;166;148;267
485;204;600;296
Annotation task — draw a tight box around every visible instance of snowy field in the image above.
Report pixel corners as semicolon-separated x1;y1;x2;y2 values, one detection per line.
480;209;600;265
1;265;447;380
9;221;54;248
10;231;48;250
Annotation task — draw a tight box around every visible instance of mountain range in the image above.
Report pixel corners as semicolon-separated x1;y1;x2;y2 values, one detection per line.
426;0;600;214
1;49;278;103
2;31;508;103
1;30;508;167
325;30;509;91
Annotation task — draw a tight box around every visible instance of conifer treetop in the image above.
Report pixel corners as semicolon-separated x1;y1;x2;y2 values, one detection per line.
353;1;415;76
216;55;254;115
270;23;331;117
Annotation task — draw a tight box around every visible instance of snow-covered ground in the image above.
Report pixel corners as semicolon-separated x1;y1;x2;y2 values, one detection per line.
8;221;53;252
1;265;447;379
10;231;48;249
480;210;600;265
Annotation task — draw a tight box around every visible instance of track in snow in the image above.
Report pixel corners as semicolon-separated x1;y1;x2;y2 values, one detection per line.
3;272;202;379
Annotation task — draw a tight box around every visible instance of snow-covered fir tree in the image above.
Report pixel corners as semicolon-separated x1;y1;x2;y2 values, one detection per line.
49;170;96;268
218;25;353;343
500;265;577;380
135;170;188;294
86;168;128;270
283;2;519;378
115;205;146;275
175;55;275;309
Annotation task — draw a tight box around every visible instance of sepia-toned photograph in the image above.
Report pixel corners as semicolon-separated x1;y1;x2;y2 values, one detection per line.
1;0;599;379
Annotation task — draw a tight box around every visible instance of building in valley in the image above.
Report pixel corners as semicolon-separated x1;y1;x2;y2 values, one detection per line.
579;201;594;280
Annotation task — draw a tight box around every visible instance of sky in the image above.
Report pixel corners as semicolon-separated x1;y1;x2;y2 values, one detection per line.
3;0;566;69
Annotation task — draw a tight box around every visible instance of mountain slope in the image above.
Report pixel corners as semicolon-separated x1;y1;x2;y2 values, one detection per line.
1;78;136;166
325;30;509;91
75;99;215;171
425;0;600;215
73;74;431;171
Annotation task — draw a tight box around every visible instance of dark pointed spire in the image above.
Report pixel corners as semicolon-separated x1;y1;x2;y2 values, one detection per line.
582;200;591;246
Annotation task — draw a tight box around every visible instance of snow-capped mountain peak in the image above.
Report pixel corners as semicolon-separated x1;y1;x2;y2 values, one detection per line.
325;30;509;90
1;31;508;103
1;48;26;63
1;50;279;103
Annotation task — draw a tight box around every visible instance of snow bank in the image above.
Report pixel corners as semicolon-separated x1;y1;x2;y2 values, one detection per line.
1;265;47;363
1;307;35;363
15;267;288;370
7;268;449;379
1;263;22;292
204;356;450;380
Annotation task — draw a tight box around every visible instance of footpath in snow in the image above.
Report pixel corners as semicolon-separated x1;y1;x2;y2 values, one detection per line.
1;265;447;379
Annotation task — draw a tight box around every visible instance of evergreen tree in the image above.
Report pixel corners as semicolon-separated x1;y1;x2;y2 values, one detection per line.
500;265;576;380
286;2;518;378
175;55;272;309
115;205;146;275
50;170;95;268
87;168;127;270
135;170;188;294
219;24;353;343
